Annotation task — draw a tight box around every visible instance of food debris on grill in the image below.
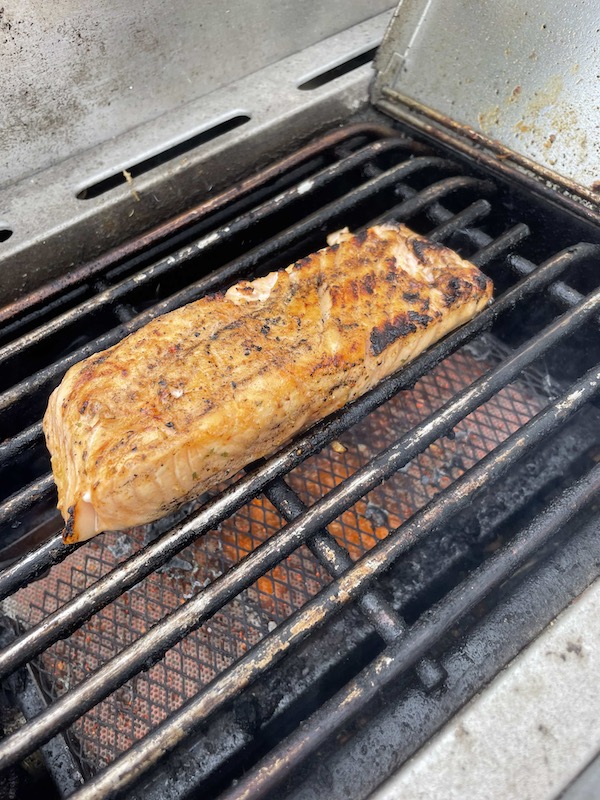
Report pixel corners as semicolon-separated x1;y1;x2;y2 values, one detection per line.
331;440;348;454
43;223;492;542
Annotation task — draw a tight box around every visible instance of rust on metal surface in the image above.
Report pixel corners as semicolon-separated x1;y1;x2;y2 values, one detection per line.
379;88;600;215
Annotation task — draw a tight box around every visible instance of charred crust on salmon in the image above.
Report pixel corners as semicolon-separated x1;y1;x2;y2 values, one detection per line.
63;507;76;543
370;315;417;356
310;353;343;375
408;310;433;326
297;255;313;268
362;273;376;295
205;290;225;302
411;237;446;264
410;239;429;264
443;276;467;305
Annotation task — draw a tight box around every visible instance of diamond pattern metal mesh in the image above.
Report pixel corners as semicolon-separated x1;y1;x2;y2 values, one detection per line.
6;498;329;772
4;333;548;771
288;334;548;560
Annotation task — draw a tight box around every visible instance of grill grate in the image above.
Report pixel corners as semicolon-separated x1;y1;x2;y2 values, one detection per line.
6;335;548;772
0;123;599;800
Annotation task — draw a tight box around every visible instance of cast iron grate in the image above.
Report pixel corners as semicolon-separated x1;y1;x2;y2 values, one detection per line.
0;123;599;800
4;334;546;773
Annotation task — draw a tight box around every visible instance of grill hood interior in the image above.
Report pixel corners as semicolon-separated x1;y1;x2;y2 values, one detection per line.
372;0;600;203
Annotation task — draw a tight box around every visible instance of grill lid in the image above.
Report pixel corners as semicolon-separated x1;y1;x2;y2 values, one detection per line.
371;0;600;202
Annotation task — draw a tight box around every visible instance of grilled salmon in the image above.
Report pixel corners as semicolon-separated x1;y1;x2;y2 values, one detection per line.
43;223;493;542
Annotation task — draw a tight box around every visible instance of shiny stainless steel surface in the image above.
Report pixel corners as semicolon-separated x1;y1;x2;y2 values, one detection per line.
373;0;600;199
0;0;394;188
0;10;393;306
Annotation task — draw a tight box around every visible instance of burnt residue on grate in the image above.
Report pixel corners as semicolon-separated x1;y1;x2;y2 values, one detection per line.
0;123;599;800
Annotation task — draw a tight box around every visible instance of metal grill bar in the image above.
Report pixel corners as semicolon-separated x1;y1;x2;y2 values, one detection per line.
371;177;525;267
1;271;599;768
0;139;427;371
0;244;595;626
14;661;86;794
0;124;400;336
0;421;43;463
358;155;499;249
0;533;76;601
508;253;595;316
427;199;492;241
373;176;494;227
0;152;462;424
0;474;55;529
263;477;445;690
290;515;600;800
64;371;600;800
220;461;600;800
468;224;530;268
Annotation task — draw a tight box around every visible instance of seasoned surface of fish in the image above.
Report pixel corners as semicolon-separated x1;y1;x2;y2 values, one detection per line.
43;223;493;542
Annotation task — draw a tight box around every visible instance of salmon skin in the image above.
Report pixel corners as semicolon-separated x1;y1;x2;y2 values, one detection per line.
43;223;493;542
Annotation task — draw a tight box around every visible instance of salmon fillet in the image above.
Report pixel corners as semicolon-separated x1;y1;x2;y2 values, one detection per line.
43;223;493;543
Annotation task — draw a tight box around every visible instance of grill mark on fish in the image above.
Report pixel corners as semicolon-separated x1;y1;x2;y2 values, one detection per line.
408;310;433;327
370;314;417;357
411;237;446;264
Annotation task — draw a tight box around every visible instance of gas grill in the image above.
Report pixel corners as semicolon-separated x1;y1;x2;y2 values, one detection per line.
0;3;599;799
